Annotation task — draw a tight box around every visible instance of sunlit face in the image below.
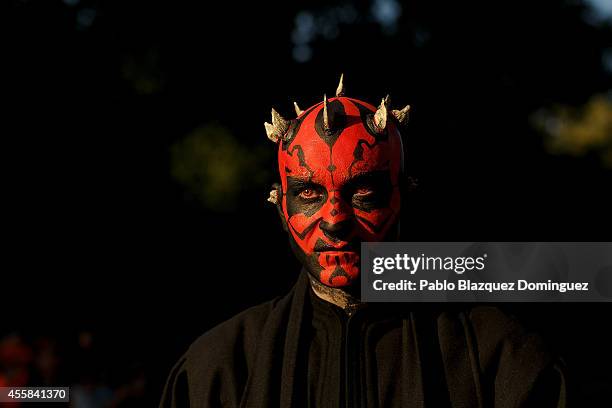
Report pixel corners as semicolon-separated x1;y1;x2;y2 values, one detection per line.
278;97;403;288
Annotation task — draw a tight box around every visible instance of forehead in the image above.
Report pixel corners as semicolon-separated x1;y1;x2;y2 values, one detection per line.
278;97;402;185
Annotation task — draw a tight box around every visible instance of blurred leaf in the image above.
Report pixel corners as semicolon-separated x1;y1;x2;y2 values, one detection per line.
171;124;271;212
121;48;164;95
532;94;612;167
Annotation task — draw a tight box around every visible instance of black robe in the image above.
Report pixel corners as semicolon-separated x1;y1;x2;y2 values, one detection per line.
161;271;567;407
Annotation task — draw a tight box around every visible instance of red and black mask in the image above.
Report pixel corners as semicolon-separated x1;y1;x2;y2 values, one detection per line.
266;79;410;288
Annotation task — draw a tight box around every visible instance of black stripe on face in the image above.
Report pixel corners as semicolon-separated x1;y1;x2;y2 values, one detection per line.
282;119;301;151
314;99;347;148
350;100;389;142
285;144;314;182
327;260;350;285
356;213;393;234
282;103;320;150
289;216;320;240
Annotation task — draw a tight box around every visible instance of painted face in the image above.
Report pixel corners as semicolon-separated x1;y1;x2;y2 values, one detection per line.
278;97;403;288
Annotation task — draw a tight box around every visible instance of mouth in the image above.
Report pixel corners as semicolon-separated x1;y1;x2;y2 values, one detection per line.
313;241;356;252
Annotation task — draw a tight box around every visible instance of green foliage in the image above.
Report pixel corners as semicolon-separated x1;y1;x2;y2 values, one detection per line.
121;48;164;95
532;94;612;168
171;124;272;211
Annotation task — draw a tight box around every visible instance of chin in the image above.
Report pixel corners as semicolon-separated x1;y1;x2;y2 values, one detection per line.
314;251;360;287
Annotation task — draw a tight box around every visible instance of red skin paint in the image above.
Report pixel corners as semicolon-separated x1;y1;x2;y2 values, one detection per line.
278;97;403;287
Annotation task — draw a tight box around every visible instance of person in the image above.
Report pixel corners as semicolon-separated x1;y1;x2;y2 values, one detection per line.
161;75;567;407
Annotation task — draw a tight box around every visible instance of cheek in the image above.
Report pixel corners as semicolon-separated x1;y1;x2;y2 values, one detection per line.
283;203;324;255
286;212;310;232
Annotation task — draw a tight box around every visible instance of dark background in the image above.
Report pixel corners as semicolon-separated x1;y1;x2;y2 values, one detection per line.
3;0;612;406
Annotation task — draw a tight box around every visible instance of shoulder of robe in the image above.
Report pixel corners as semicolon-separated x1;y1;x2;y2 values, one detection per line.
183;296;284;372
160;297;285;407
460;306;557;377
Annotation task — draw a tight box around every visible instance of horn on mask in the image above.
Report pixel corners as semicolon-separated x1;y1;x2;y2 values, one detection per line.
264;108;289;143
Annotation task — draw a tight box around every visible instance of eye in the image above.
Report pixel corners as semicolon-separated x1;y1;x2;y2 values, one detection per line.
298;188;321;200
354;187;374;197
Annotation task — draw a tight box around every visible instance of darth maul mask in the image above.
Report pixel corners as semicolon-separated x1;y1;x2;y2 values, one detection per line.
265;75;410;289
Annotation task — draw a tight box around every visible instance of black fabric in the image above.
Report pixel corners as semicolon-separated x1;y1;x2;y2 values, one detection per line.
161;271;567;407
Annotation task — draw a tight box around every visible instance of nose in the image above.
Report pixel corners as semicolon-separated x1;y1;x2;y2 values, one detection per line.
319;191;353;243
319;219;352;243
